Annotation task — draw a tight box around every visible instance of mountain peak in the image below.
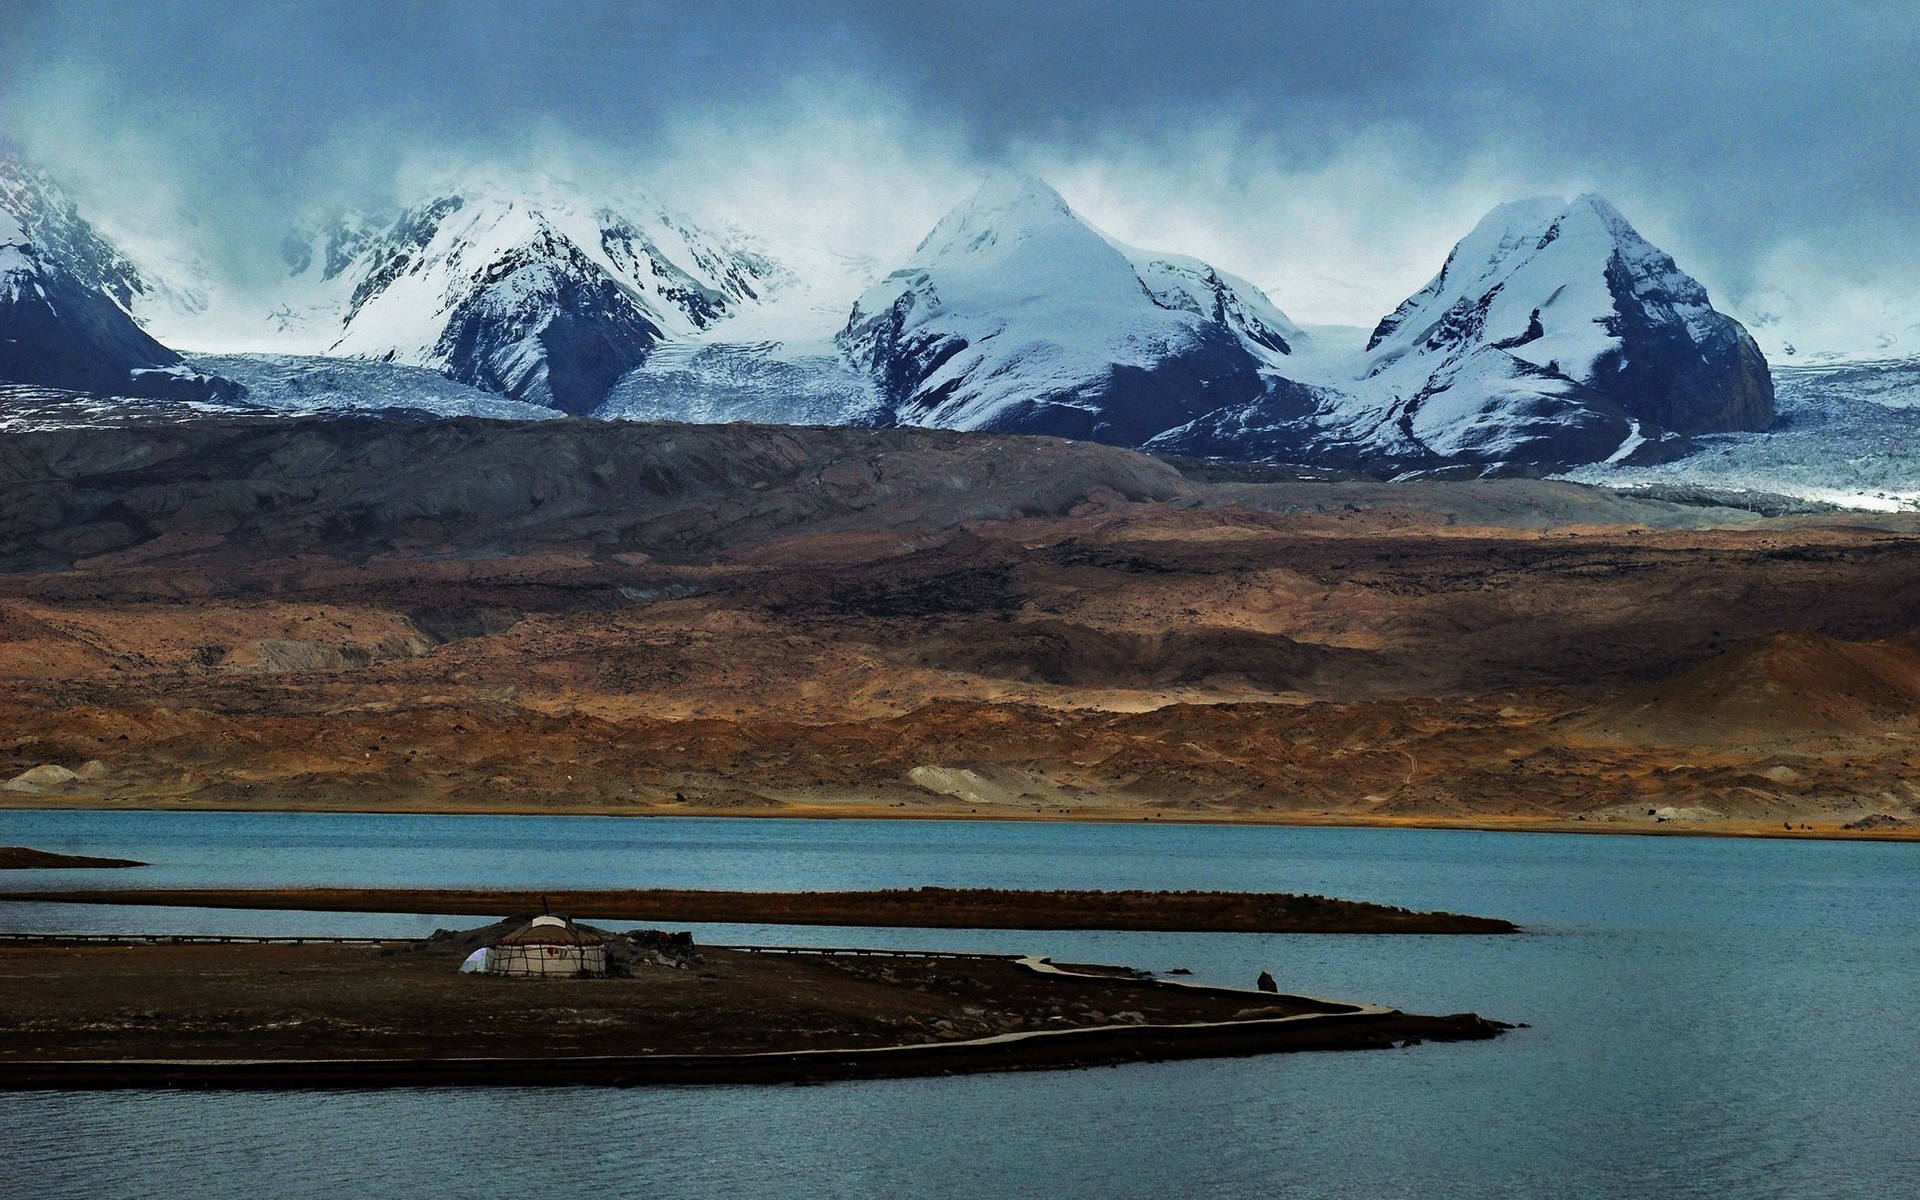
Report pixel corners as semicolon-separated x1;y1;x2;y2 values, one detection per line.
838;169;1294;444
914;171;1079;261
1435;195;1651;284
1564;192;1634;226
1416;196;1569;307
1371;193;1682;357
1482;194;1574;228
398;168;675;231
966;169;1070;213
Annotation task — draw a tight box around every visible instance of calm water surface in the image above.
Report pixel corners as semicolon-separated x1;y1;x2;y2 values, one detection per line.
1;811;1915;1199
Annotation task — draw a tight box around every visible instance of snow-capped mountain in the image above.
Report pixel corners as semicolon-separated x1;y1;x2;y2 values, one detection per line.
1154;195;1773;469
201;174;790;415
0;151;237;402
1368;195;1769;440
603;180;1776;474
2;208;176;392
835;172;1301;446
1;153;797;421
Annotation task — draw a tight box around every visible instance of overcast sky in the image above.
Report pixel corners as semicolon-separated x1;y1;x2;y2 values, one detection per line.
4;0;1915;333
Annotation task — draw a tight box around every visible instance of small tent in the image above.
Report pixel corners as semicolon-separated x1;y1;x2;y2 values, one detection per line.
484;915;609;978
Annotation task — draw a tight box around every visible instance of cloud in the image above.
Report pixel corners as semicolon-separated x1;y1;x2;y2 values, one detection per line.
1025;123;1579;327
4;0;1914;341
633;81;978;272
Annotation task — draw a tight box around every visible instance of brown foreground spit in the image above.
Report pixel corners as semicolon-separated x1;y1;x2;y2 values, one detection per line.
0;930;1509;1088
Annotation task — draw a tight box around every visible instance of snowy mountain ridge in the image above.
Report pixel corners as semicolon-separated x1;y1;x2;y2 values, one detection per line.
0;147;170;316
290;174;787;414
1151;194;1773;468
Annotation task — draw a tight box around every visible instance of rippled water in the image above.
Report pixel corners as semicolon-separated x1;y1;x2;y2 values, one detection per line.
1;812;1915;1199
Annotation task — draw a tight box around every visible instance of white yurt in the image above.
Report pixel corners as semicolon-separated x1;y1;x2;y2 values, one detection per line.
483;916;609;978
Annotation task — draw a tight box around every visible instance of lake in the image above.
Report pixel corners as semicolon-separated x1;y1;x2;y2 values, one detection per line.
1;811;1914;1199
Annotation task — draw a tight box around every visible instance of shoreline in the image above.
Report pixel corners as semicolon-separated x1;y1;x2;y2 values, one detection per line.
2;798;1913;842
0;1011;1489;1090
0;846;146;869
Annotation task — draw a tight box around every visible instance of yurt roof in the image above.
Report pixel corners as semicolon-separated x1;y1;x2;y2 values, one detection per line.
496;917;606;947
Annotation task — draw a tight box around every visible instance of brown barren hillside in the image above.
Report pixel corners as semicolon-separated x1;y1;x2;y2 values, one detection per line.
3;417;1920;837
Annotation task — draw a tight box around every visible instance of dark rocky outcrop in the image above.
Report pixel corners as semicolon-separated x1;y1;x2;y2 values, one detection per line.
1592;251;1774;436
0;248;185;392
1;151;242;405
432;236;665;415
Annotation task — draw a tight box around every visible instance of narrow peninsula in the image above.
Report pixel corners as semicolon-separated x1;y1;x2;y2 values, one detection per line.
0;886;1518;934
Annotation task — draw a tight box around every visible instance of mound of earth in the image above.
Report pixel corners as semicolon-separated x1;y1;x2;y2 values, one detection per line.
3;761;109;793
1565;631;1920;747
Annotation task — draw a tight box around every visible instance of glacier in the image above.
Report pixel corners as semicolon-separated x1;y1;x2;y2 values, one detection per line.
1558;355;1920;511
